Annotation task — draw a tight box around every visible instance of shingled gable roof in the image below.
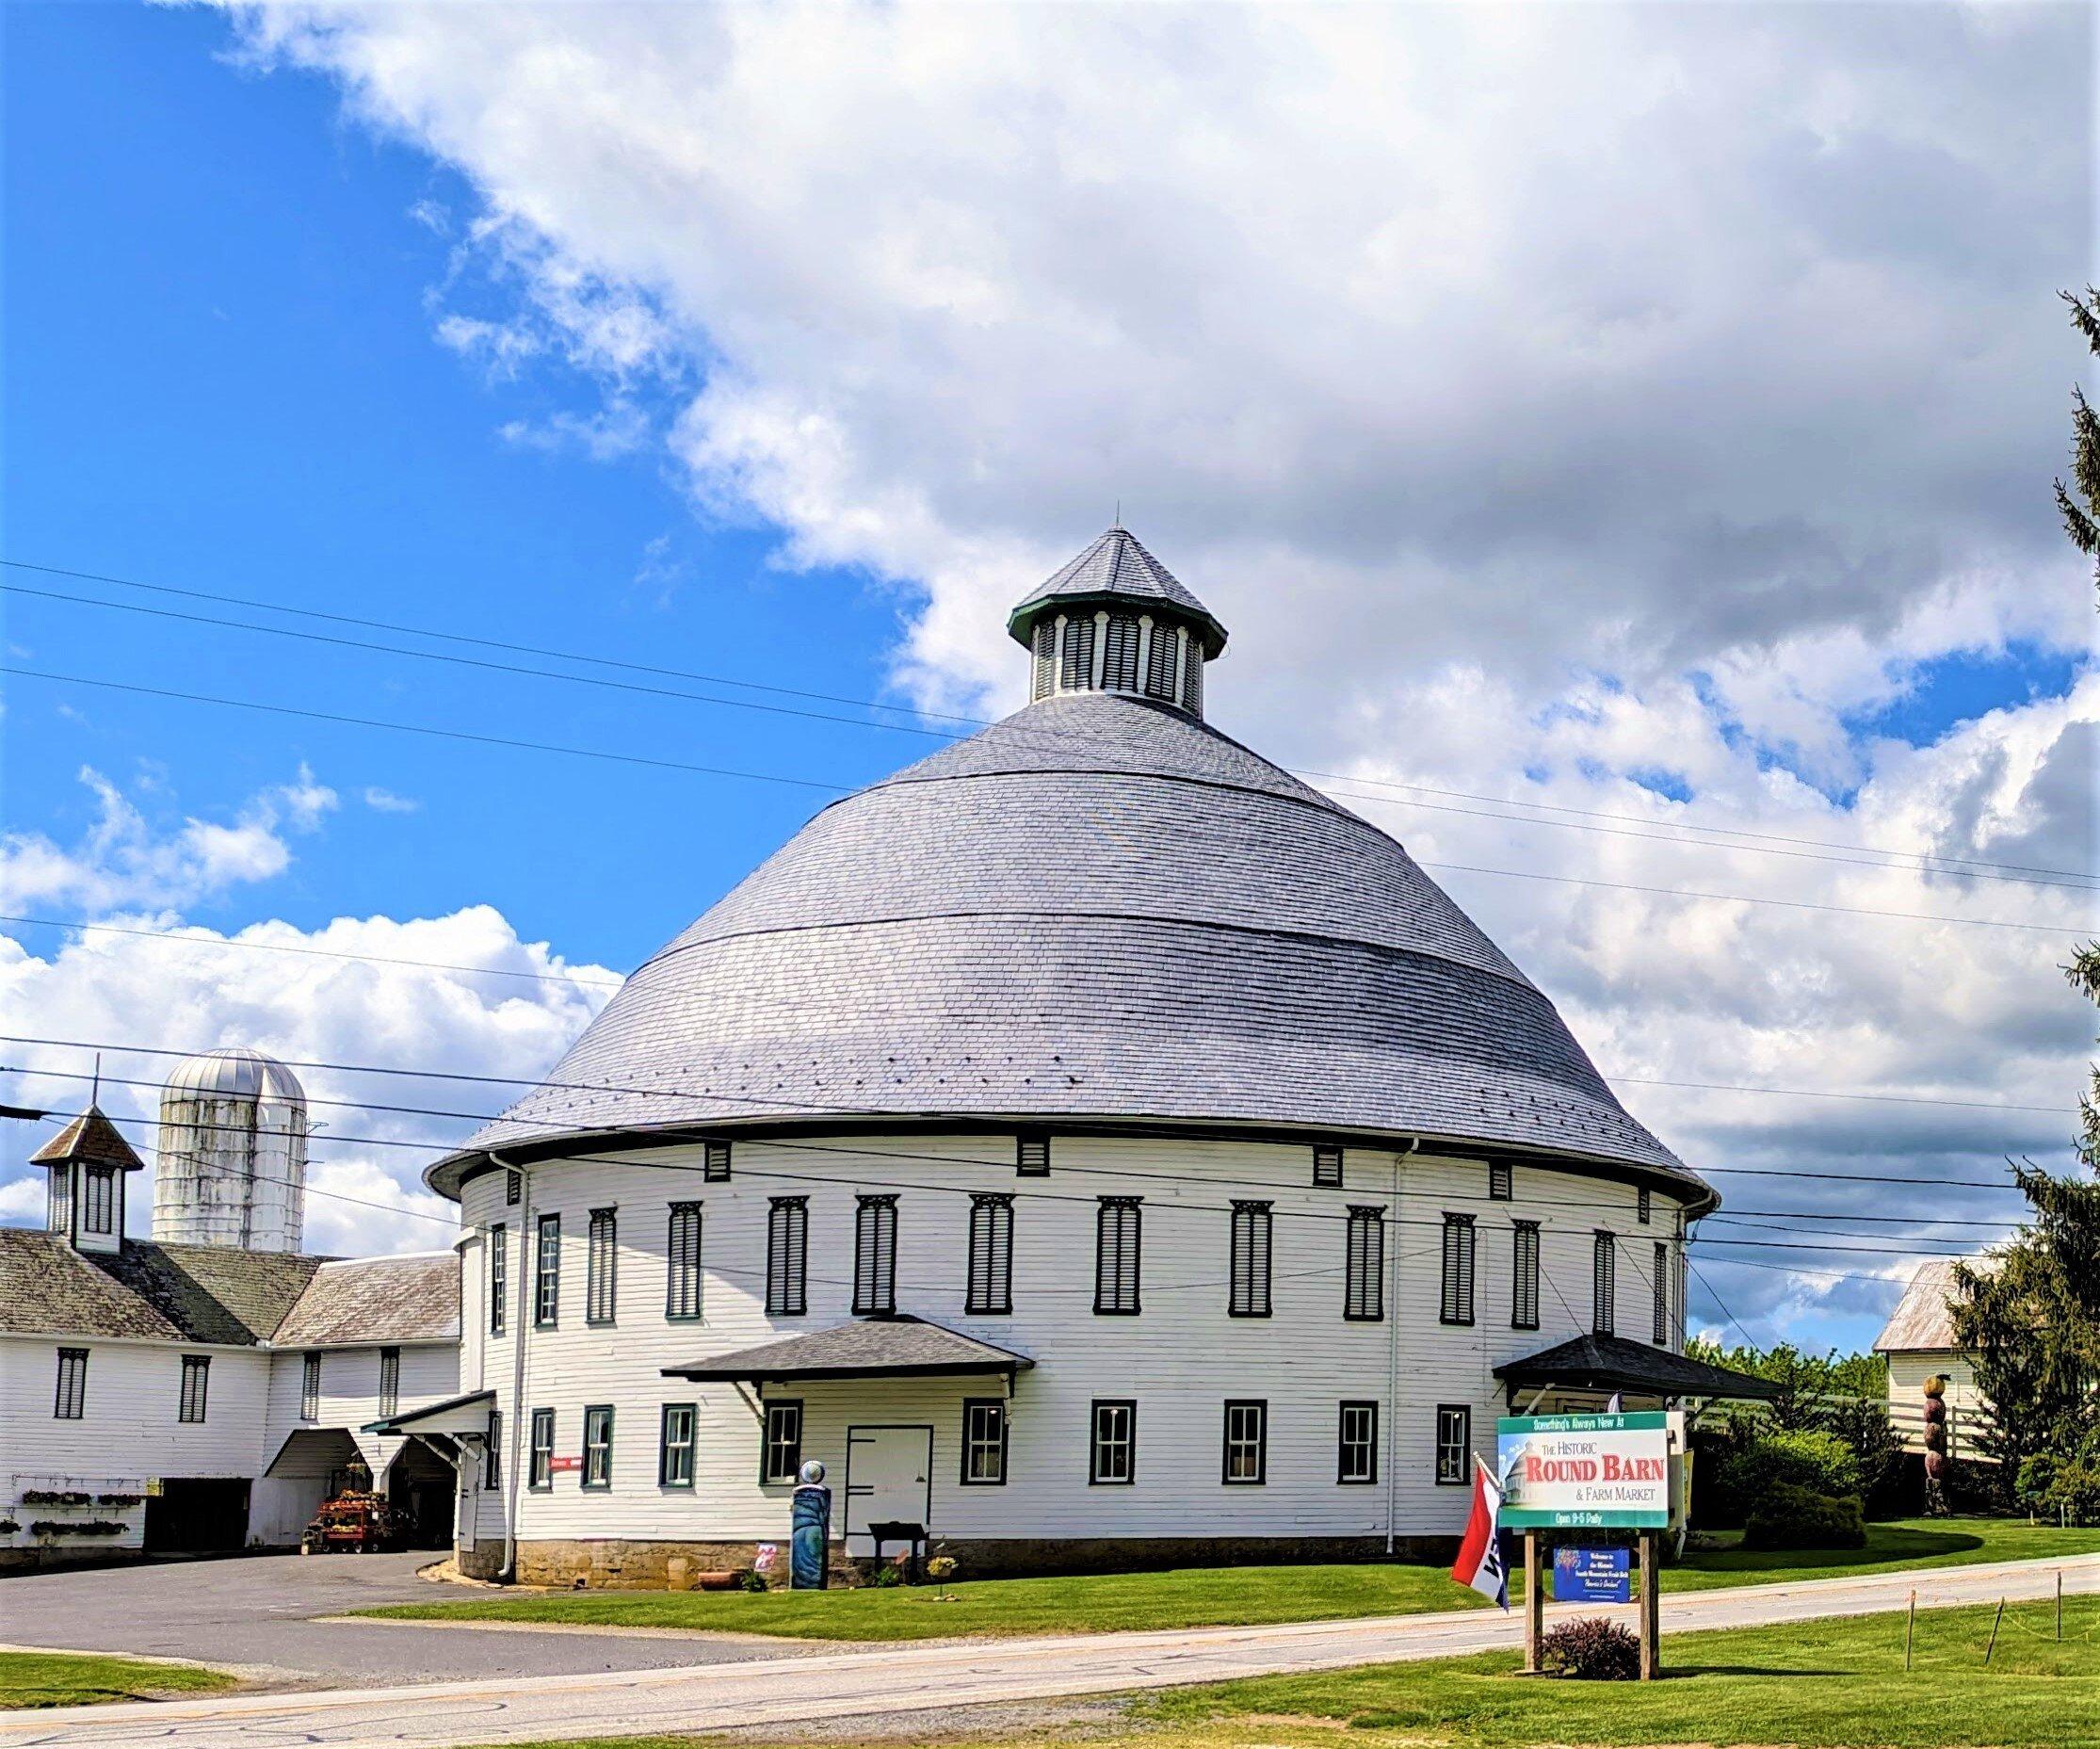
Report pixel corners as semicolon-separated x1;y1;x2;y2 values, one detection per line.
272;1253;460;1347
1873;1258;1981;1354
28;1107;144;1172
664;1315;1034;1383
0;1228;324;1344
1007;527;1230;656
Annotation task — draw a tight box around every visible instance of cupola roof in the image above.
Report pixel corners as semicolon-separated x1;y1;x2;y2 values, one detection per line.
29;1105;144;1173
1008;526;1229;657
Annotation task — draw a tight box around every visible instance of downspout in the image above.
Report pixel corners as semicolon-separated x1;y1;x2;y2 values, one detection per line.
1384;1138;1418;1554
495;1152;531;1585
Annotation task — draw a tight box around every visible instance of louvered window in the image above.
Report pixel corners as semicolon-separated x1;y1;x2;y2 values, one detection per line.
506;1168;522;1206
379;1347;400;1417
1090;1400;1135;1484
178;1354;209;1424
301;1352;321;1420
489;1223;508;1336
529;1408;555;1489
1345;1206;1384;1321
1016;1131;1049;1176
1181;644;1203;714
535;1214;560;1328
1638;1186;1652;1224
1675;1245;1688;1350
1222;1400;1267;1483
1031;621;1057;699
1653;1241;1671;1345
966;1194;1013;1315
1511;1222;1541;1330
46;1168;71;1235
1593;1231;1617;1335
1338;1401;1378;1484
853;1195;898;1315
1229;1201;1273;1317
767;1198;809;1316
587;1207;618;1324
659;1403;696;1487
1489;1162;1512;1201
1144;623;1180;699
1313;1143;1343;1188
667;1203;704;1320
582;1404;613;1489
55;1348;87;1420
704;1141;732;1182
961;1399;1007;1484
763;1401;802;1482
1094;1197;1142;1314
1060;615;1096;690
485;1409;502;1491
1435;1404;1471;1484
1102;612;1141;690
1440;1214;1476;1325
83;1167;115;1234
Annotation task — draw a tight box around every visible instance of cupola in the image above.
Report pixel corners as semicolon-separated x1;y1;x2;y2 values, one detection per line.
30;1105;143;1255
1007;526;1229;719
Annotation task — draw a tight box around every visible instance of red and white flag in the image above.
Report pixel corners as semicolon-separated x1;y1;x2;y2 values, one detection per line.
1450;1458;1509;1609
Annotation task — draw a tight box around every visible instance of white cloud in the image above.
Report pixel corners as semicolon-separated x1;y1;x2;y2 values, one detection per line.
362;786;421;814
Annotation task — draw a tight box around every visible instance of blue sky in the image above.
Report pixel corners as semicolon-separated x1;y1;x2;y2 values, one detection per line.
4;3;2092;1355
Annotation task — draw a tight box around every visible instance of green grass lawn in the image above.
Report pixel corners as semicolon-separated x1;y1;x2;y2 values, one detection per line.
358;1516;2099;1643
0;1649;238;1709
474;1597;2100;1749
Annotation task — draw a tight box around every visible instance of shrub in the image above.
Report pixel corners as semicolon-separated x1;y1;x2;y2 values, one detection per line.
1823;1398;1907;1518
1740;1482;1866;1550
1538;1616;1640;1680
1720;1428;1861;1508
736;1567;769;1594
2016;1427;2100;1526
867;1561;905;1588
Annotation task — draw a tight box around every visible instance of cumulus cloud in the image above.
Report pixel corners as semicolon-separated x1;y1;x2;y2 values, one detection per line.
200;0;2097;1339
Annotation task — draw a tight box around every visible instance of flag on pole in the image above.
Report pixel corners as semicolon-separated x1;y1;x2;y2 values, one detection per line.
1450;1456;1509;1609
1606;1392;1623;1413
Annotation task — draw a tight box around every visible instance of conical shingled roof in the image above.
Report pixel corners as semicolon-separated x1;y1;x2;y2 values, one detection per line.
1008;527;1229;656
29;1106;143;1173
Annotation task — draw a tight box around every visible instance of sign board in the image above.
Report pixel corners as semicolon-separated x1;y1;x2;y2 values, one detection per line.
1551;1546;1631;1603
548;1456;583;1474
754;1543;779;1572
1496;1412;1673;1529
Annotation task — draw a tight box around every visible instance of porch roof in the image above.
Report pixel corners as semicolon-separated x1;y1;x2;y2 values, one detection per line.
663;1315;1035;1384
363;1387;495;1436
1493;1332;1779;1403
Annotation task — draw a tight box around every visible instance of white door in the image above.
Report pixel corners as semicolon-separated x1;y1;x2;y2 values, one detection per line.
844;1424;933;1554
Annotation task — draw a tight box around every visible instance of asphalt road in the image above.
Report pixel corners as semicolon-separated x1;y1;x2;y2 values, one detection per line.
3;1553;2091;1749
0;1553;816;1689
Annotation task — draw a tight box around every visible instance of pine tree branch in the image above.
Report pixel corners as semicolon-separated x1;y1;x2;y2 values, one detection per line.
2064;287;2100;356
2054;480;2099;554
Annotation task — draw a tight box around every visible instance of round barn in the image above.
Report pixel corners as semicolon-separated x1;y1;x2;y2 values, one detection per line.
421;528;1769;1587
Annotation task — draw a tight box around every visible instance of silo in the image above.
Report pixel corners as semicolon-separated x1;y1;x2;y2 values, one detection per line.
153;1047;309;1252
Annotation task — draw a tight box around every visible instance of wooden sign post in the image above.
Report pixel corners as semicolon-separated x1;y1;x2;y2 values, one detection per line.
1523;1531;1544;1673
1638;1529;1660;1679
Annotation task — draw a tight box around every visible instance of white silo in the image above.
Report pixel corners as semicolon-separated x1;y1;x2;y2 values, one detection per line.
153;1047;309;1252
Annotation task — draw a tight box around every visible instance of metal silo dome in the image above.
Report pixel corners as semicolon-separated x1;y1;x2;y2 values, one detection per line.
154;1046;310;1253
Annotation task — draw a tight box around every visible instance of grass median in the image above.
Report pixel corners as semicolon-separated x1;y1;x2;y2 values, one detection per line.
0;1649;238;1709
356;1516;2098;1643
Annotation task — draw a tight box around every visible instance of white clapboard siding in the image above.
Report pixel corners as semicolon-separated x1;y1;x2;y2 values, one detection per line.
458;1131;1686;1547
1884;1351;1996;1459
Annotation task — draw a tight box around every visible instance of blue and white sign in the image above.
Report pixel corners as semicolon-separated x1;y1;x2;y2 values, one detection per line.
1551;1546;1631;1603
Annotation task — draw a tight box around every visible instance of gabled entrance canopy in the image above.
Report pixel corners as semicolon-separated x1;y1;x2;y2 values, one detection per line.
1494;1333;1779;1407
663;1315;1034;1385
363;1387;495;1436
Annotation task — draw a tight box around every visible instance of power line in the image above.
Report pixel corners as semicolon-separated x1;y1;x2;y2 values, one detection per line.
11;558;2090;887
7;664;2088;939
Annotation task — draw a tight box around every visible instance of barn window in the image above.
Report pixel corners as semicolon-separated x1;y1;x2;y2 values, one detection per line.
534;1213;560;1328
1222;1400;1267;1483
1440;1214;1477;1326
1511;1222;1541;1331
379;1347;400;1417
1102;612;1141;691
1593;1232;1617;1335
1094;1197;1142;1315
489;1223;508;1336
1338;1401;1378;1484
762;1401;803;1482
582;1405;614;1489
46;1167;71;1235
1313;1143;1343;1188
54;1348;87;1420
83;1166;115;1234
506;1168;522;1206
767;1198;808;1316
1435;1405;1471;1484
587;1207;619;1325
967;1194;1013;1315
667;1203;704;1320
1060;614;1096;690
853;1195;898;1316
178;1354;210;1424
1345;1206;1384;1321
484;1410;502;1491
1090;1400;1136;1484
1638;1186;1652;1224
659;1404;697;1488
1181;644;1203;714
961;1399;1008;1485
1016;1132;1050;1176
1229;1201;1273;1318
1144;623;1181;700
1031;621;1057;700
703;1140;732;1183
1489;1162;1512;1201
528;1408;555;1489
301;1352;321;1421
1653;1241;1671;1346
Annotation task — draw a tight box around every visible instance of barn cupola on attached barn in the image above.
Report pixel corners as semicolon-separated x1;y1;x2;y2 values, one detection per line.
30;1105;143;1255
1008;526;1229;716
